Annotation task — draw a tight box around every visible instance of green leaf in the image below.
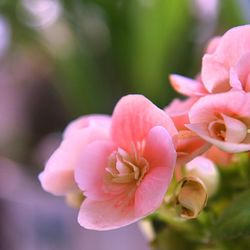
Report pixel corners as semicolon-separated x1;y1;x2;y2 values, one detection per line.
152;227;196;250
214;189;250;240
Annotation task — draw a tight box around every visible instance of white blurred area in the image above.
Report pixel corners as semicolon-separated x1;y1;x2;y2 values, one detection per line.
0;16;11;58
19;0;75;57
190;0;219;44
191;0;218;20
21;0;61;28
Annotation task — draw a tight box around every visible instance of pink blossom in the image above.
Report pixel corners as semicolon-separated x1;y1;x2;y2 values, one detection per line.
75;95;177;230
165;97;210;165
186;91;250;153
202;25;250;93
39;115;111;196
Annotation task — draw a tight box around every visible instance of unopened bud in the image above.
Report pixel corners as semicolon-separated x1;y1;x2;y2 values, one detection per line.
185;156;219;197
175;176;208;219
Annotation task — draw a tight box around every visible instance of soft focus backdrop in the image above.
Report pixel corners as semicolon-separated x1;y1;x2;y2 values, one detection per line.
0;0;249;249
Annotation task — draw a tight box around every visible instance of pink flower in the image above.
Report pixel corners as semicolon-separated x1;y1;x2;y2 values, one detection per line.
186;91;250;153
39;115;111;196
165;97;210;165
202;25;250;93
75;95;177;230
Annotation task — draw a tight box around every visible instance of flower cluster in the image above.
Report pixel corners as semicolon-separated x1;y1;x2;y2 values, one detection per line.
39;25;250;231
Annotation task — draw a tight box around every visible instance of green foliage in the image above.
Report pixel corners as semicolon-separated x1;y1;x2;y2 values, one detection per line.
0;0;248;117
151;153;250;250
214;190;250;240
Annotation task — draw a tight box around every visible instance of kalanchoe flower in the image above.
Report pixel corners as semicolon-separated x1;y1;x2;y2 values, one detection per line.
75;95;178;230
165;97;210;165
186;91;250;153
39;115;111;197
202;25;250;93
170;26;250;97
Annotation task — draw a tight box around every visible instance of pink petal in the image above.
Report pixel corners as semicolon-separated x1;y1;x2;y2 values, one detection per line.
143;126;176;170
165;97;198;116
202;26;250;93
210;25;250;68
75;140;116;200
229;68;243;90
63;114;111;139
186;123;250;153
221;113;248;143
201;55;230;93
78;198;136;230
205;36;221;54
111;95;178;152
165;98;210;164
169;74;207;97
230;52;250;91
189;91;250;124
39;168;77;196
39;126;109;196
246;75;250;92
165;97;198;130
176;133;211;165
135;126;176;215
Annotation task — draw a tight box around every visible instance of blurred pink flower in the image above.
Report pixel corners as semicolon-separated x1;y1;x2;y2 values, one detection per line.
202;25;250;93
39;115;111;196
186;91;250;153
75;95;177;230
204;146;233;167
165;97;210;165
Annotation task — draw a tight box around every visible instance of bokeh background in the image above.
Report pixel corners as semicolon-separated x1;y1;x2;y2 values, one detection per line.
0;0;249;249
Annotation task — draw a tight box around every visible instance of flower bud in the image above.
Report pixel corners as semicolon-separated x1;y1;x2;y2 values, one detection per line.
175;176;208;219
185;156;219;197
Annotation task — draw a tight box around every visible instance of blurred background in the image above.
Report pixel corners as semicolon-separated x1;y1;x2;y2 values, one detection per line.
0;0;249;249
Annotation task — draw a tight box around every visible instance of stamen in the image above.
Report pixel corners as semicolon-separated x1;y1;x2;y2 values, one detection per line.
105;147;149;185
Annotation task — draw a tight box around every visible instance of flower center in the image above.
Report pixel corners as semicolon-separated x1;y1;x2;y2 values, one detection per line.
106;148;149;185
208;115;248;143
208;120;226;141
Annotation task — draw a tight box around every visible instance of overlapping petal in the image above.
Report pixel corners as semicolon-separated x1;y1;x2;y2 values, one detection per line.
111;95;178;152
169;74;207;97
39;120;110;196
